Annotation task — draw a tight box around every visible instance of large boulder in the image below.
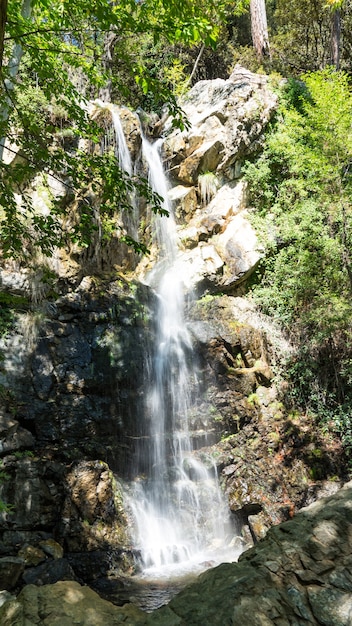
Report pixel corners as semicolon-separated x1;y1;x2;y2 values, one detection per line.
0;580;146;626
165;66;277;182
149;481;352;625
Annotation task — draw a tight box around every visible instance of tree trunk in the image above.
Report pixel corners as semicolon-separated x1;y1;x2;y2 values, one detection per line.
0;0;32;162
98;30;117;102
0;0;8;72
187;42;205;87
250;0;270;60
331;8;341;69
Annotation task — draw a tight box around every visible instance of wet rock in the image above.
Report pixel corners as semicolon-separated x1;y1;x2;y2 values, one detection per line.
1;478;352;624
168;185;198;221
21;558;76;586
38;539;63;560
31;339;55;400
0;590;13;607
231;503;263;544
0;557;25;590
17;545;46;567
1;531;52;555
66;549;132;583
0;458;65;531
148;482;352;625
0;414;35;457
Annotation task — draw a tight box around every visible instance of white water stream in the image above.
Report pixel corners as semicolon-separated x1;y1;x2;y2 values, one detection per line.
100;103;242;583
110;105;133;176
125;137;241;577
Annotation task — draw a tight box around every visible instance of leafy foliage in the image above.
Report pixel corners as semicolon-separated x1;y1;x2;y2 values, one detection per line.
244;69;352;445
0;0;238;260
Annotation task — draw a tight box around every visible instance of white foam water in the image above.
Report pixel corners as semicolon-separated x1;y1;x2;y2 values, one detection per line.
125;137;241;577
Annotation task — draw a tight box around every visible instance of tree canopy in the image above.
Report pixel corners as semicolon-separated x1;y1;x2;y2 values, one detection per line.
0;0;233;259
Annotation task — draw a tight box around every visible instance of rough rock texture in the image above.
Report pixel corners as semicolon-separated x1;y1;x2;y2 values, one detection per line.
2;483;352;624
0;276;154;582
153;65;278;294
150;481;352;625
0;580;146;625
187;295;347;530
0;278;347;588
0;276;154;468
166;67;276;182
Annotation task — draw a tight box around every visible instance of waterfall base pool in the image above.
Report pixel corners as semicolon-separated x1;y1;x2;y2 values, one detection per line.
92;546;243;612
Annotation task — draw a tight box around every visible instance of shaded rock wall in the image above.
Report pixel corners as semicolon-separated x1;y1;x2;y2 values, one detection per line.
0;276;154;469
0;276;155;581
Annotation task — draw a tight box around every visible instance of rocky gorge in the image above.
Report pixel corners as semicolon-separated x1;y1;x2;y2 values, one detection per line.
0;66;350;622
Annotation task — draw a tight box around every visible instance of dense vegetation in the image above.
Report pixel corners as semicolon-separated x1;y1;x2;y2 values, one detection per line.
0;0;352;454
244;69;352;453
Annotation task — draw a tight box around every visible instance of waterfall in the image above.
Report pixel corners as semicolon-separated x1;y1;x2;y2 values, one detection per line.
109;105;133;176
93;100;138;243
126;137;239;575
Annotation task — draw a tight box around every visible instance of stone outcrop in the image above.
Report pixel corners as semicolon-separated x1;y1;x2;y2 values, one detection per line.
187;294;346;531
1;482;352;625
151;481;352;625
0;580;146;625
154;65;278;294
166;66;276;182
0;276;154;584
0;276;154;468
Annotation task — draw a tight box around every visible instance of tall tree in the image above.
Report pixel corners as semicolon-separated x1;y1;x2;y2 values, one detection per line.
0;0;32;161
327;0;344;68
0;0;7;71
250;0;270;60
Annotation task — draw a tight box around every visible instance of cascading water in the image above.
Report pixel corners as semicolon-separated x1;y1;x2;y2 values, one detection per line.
94;100;139;243
95;103;241;586
109;105;133;177
94;99;132;175
126;137;241;577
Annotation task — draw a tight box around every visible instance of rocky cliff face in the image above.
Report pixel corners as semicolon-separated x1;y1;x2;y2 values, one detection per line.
0;67;348;598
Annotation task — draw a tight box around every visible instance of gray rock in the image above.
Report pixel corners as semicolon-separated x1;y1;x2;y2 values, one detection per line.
307;586;352;625
0;557;25;590
21;558;76;586
0;580;146;625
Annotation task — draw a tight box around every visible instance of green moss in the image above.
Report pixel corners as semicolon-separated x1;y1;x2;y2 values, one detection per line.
247;392;259;407
13;450;35;459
